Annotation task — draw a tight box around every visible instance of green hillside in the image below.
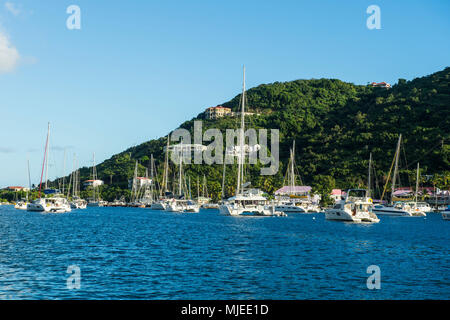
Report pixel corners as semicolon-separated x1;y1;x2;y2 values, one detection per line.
60;67;450;203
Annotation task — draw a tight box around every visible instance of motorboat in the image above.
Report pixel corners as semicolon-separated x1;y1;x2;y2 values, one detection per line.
14;201;28;210
441;206;450;220
220;189;286;217
372;203;414;216
325;189;379;223
70;198;87;209
165;199;200;213
27;197;71;213
275;201;307;213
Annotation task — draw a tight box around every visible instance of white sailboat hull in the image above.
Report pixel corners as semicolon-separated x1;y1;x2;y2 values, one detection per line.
14;203;28;210
275;204;307;213
150;201;167;210
372;206;412;216
325;209;379;223
219;204;284;217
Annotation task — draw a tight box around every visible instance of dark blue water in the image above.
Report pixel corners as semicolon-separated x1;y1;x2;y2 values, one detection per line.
0;205;448;300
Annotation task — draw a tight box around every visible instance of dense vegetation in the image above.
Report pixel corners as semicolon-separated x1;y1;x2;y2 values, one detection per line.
39;67;449;204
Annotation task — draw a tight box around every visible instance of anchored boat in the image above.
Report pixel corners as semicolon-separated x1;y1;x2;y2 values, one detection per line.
325;189;379;223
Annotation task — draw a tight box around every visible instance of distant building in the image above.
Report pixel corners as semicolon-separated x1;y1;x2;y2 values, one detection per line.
330;189;343;203
232;111;259;117
165;144;207;153
83;180;104;188
3;186;30;192
205;106;232;119
128;177;152;189
370;82;391;89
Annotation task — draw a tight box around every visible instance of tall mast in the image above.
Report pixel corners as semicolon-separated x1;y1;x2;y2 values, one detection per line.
72;154;77;197
44;122;50;190
291;140;296;192
236;65;246;195
391;134;402;204
62;148;66;195
178;146;182;196
221;160;226;200
415;162;420;205
92;153;96;202
197;176;200;199
132;160;138;202
203;174;208;198
368;152;372;197
38;122;50;199
188;176;191;200
27;159;31;201
162;135;170;195
150;154;154;202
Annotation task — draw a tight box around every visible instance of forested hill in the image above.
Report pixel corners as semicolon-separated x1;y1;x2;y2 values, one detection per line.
73;67;449;202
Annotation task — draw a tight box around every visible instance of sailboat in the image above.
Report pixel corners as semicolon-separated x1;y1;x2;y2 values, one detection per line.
275;141;318;213
391;163;426;216
218;67;285;217
87;153;105;207
15;160;32;210
165;145;200;213
151;136;174;210
371;135;425;217
140;155;156;207
27;123;71;213
70;156;87;209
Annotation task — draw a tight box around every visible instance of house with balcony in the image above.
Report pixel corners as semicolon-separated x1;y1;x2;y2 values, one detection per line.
205;106;232;119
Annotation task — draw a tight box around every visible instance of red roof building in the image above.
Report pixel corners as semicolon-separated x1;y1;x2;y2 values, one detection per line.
370;82;391;89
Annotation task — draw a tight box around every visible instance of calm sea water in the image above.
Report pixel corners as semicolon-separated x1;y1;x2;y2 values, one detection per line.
0;205;448;300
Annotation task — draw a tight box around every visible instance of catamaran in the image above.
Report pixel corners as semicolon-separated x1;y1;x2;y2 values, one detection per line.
164;145;200;213
218;67;285;217
325;189;379;223
275;141;320;213
371;135;425;217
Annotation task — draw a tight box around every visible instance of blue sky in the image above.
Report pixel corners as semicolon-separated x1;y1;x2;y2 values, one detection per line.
0;0;449;187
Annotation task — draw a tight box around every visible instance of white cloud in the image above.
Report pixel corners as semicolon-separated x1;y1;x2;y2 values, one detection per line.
0;31;20;73
5;2;20;16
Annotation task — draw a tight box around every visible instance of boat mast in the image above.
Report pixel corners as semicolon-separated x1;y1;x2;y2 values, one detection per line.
150;154;154;202
132;160;138;202
203;174;208;198
62;148;66;196
197;176;200;199
178;146;182;196
221;160;226;200
26;159;31;201
92;153;96;202
291;141;296;193
368;152;372;198
390;134;402;204
162;135;170;195
236;65;246;196
45;123;50;190
415;162;420;206
38;123;50;199
72;154;77;198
